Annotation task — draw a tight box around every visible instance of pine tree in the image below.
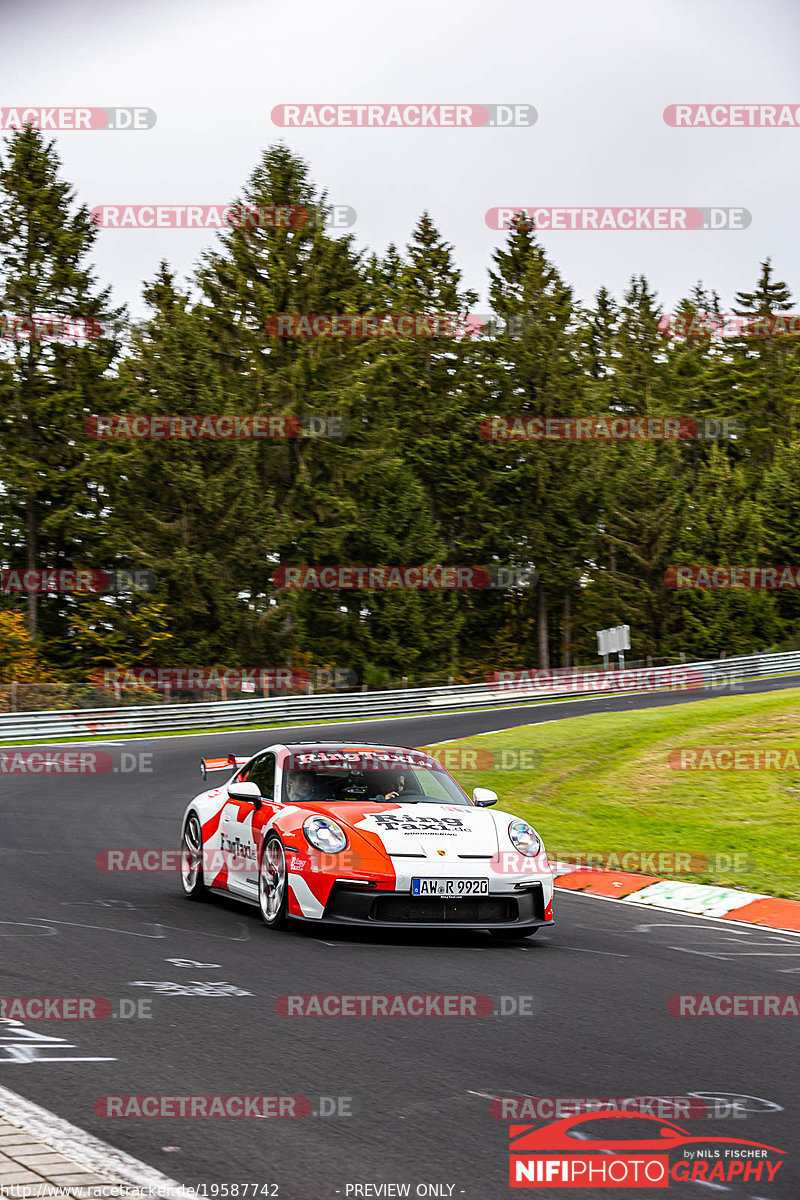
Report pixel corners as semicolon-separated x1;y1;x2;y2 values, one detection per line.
110;267;278;667
759;441;800;642
734;259;793;314
483;219;599;668
0;126;123;642
354;214;486;672
672;447;775;657
722;260;800;471
577;440;686;661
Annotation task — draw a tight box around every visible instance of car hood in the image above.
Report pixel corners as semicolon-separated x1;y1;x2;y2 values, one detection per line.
312;800;501;858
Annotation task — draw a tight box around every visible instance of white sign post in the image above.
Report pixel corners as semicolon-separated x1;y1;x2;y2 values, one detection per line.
596;624;631;670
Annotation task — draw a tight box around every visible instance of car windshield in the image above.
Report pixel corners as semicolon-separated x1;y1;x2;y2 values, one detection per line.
281;750;471;806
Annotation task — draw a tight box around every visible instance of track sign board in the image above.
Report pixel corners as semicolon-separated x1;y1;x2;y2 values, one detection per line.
597;625;631;656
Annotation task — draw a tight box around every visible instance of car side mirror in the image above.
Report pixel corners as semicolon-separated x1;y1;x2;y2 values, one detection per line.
473;787;498;807
227;781;263;809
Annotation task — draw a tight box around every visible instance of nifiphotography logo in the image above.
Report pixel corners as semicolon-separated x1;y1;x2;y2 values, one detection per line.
508;1110;785;1188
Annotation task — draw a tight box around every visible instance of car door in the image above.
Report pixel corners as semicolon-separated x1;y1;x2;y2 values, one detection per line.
222;751;276;896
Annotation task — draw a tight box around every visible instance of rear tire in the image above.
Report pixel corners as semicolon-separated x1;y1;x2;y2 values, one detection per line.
259;833;289;929
181;814;207;900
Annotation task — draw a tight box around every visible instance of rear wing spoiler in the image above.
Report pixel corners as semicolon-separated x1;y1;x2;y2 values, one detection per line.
200;754;249;780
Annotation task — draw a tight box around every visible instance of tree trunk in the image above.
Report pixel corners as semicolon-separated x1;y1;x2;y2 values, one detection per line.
26;495;37;637
537;586;549;669
562;592;572;668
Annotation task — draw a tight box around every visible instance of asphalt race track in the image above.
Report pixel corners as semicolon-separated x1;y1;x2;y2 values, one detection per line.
2;676;799;1199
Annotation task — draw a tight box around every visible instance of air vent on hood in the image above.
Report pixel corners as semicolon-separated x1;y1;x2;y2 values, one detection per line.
388;853;426;858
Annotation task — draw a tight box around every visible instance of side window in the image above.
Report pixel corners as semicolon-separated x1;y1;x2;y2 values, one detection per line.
249;753;275;800
235;758;256;785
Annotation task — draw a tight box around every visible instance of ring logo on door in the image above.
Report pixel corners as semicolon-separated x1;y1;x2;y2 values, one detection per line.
508;1112;785;1187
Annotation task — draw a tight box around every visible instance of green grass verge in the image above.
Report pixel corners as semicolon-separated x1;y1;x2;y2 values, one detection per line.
424;687;800;900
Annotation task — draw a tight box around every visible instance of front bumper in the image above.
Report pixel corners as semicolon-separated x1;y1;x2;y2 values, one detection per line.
307;880;552;929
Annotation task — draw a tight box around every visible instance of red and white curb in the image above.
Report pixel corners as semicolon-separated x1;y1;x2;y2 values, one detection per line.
551;861;800;931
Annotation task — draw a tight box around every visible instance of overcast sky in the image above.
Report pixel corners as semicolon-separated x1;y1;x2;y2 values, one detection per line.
3;0;800;320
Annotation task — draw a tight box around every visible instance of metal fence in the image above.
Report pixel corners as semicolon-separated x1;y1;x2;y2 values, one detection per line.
0;650;798;743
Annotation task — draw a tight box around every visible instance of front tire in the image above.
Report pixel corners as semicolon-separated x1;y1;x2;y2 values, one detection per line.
181;814;207;900
259;833;289;929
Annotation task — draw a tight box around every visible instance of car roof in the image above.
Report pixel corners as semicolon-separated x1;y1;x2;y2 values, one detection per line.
280;741;419;752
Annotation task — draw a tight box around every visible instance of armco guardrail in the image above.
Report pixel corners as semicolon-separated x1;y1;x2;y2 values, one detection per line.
0;651;798;742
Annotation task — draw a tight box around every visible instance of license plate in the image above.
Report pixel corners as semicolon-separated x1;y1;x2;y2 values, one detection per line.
411;878;489;897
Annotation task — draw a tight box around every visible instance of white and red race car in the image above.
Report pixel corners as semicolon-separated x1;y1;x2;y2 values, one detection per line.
180;742;554;938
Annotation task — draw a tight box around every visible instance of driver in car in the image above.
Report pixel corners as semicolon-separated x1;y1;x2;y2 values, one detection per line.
286;772;316;802
378;772;407;801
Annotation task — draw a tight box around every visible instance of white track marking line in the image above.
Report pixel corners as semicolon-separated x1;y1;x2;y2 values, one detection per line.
421;724;546;746
556;888;800;936
0;1081;187;1195
0;741;127;746
557;945;629;956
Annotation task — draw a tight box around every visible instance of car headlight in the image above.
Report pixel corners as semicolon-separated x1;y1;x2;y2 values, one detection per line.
508;819;542;857
303;816;348;854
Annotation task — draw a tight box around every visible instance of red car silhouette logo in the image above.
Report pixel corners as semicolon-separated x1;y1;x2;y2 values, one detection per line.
510;1110;785;1154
